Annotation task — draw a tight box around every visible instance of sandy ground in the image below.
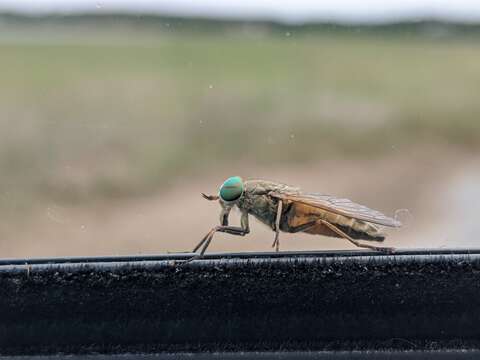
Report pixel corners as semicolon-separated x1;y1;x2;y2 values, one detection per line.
1;145;479;258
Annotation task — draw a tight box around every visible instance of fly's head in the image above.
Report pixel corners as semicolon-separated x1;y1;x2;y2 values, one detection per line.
201;176;244;212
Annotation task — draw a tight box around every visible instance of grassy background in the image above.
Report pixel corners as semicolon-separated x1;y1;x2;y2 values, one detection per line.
0;19;480;257
2;25;480;214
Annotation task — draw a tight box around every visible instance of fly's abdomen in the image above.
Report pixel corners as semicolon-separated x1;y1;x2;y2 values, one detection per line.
284;202;385;241
324;211;384;240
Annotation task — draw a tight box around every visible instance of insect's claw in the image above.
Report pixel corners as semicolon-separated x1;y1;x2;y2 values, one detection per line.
179;255;202;266
271;237;279;250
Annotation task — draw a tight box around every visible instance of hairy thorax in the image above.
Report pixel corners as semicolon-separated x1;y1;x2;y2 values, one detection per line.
236;180;297;230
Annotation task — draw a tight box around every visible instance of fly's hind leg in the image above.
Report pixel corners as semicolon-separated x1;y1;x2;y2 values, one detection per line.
271;200;283;252
289;219;394;253
319;220;394;253
191;229;213;252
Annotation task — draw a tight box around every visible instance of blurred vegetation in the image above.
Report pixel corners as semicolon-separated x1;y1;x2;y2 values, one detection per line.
1;14;480;214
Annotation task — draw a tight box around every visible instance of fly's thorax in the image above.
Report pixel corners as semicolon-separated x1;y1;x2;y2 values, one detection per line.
236;180;298;228
237;189;277;229
236;183;268;212
243;179;299;195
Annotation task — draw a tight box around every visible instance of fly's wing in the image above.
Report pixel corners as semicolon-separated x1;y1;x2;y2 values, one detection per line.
270;191;402;228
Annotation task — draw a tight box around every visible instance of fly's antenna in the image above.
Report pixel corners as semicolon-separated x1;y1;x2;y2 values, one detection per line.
201;193;219;201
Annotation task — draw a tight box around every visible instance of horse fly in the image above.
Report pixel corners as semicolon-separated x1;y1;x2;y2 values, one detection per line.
187;176;401;261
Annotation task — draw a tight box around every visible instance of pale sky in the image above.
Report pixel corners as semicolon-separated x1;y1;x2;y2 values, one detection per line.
2;0;480;24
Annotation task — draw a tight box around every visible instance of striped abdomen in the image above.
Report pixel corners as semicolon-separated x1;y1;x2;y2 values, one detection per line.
282;202;385;242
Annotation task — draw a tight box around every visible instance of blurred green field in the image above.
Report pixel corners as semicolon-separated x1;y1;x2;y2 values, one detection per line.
1;28;480;216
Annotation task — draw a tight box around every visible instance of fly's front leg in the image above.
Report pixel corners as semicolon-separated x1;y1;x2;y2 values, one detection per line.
186;212;250;263
186;225;249;263
271;200;283;252
191;206;231;252
220;206;230;226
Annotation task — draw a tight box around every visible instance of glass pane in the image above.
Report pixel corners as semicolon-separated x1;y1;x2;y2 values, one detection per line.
1;2;479;257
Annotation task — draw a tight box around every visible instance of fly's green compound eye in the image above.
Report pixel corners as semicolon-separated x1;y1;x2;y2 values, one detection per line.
219;176;244;202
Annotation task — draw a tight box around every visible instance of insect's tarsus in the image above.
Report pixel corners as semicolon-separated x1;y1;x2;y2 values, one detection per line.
183;224;250;263
271;200;283;252
317;219;395;253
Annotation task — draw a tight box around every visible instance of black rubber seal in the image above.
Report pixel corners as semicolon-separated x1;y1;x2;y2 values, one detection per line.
1;249;480;355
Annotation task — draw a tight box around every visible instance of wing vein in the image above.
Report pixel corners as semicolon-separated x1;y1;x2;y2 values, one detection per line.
270;191;401;227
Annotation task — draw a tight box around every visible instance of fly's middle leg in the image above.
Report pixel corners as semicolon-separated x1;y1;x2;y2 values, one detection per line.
271;200;283;252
